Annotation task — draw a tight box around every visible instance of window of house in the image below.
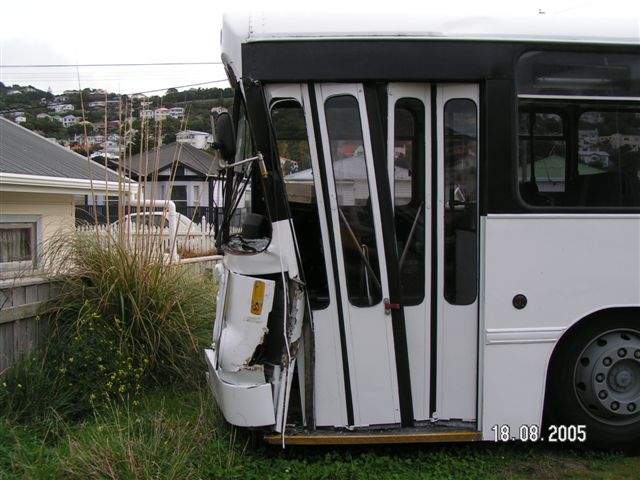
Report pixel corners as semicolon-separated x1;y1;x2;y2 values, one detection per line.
325;94;382;307
393;98;426;306
443;99;478;306
0;222;37;273
271;99;329;309
193;185;201;205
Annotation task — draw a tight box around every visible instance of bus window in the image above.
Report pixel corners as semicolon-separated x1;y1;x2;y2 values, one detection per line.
516;51;640;97
517;105;640;208
518;112;568;197
517;51;640;209
325;95;382;307
271;99;329;309
394;98;426;306
443;99;478;306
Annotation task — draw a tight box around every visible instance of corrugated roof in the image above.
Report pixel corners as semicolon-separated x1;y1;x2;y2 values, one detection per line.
128;142;217;177
0;117;120;182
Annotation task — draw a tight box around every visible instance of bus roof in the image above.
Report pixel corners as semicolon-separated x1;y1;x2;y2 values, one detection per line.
222;12;639;79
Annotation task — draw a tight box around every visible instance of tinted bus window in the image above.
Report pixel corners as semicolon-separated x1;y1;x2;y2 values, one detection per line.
443;99;478;306
325;95;382;307
518;105;640;208
271;100;329;309
394;98;426;306
517;51;640;97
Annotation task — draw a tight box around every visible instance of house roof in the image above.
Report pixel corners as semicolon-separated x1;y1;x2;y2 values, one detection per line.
1;117;133;194
128;142;217;177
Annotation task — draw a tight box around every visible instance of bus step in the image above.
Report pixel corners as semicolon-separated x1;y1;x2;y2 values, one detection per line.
264;428;481;445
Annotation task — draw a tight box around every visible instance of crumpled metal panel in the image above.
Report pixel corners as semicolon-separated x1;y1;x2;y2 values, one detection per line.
218;272;276;372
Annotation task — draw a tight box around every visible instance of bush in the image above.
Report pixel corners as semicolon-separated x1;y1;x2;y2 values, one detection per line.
0;231;215;423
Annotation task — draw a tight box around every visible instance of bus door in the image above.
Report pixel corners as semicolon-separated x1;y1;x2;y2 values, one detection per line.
387;84;432;421
314;83;402;426
266;84;351;428
388;84;479;423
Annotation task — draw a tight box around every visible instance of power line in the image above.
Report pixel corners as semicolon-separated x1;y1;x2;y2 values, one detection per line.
128;80;229;95
1;61;223;68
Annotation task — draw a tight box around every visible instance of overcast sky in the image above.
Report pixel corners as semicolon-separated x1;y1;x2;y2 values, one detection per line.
1;0;637;94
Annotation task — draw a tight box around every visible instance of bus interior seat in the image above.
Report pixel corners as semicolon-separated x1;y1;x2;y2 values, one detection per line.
520;181;551;206
577;172;640;207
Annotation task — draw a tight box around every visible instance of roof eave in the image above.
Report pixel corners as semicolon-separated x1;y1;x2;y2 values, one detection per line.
0;172;138;196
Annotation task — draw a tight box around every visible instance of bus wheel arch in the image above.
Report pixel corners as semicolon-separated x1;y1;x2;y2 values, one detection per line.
542;306;640;449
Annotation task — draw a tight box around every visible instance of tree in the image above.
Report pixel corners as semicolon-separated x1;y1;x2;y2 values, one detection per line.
67;123;94;136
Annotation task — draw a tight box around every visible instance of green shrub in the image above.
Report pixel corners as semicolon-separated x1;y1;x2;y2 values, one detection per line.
0;231;215;423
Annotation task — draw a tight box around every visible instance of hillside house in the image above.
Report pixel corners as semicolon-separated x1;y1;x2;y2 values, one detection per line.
139;109;154;119
176;130;212;149
59;115;79;128
169;107;185;119
49;104;75;113
154;108;170;120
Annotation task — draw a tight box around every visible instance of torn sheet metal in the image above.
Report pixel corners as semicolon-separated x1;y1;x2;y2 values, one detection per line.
217;272;276;372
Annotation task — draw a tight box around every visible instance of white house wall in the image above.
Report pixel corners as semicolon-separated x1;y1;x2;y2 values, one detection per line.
480;214;640;439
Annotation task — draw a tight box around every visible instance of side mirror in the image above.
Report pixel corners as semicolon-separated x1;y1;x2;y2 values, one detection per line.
213;112;236;161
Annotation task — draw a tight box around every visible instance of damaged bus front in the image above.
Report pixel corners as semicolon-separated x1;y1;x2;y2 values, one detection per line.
204;80;312;435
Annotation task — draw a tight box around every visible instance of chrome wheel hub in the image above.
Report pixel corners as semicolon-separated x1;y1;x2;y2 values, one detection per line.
574;329;640;424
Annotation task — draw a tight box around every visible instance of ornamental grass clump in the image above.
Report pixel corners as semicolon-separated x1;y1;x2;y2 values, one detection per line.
0;230;215;423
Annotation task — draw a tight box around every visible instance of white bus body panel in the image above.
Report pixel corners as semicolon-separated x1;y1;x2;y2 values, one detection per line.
205;348;276;427
480;214;640;439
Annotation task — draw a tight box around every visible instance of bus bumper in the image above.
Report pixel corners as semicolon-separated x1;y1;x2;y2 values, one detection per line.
204;348;276;427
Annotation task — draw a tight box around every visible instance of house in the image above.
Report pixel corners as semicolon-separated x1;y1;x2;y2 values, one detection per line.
0;117;133;279
139;109;154;119
49;104;75;113
60;115;79;128
14;116;26;124
154;107;170;120
176;130;212;149
607;133;640;151
88;100;120;109
169;107;185;119
123;143;222;217
37;113;53;120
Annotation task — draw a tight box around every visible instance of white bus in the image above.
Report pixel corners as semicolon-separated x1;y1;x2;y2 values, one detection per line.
205;12;640;447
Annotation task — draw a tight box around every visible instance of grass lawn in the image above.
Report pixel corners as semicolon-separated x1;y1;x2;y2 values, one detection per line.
1;387;638;480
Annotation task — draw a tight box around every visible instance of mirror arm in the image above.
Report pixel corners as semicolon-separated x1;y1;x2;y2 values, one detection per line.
218;152;267;177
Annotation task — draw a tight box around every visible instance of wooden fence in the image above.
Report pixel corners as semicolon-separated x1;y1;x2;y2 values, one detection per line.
0;277;55;373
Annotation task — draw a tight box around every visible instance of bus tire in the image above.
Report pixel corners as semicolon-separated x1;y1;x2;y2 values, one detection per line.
545;313;640;450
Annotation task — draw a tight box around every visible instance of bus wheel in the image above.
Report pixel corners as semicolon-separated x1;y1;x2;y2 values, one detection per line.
546;316;640;449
